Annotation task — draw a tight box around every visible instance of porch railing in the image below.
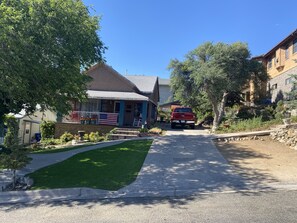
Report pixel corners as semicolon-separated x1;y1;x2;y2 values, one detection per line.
63;111;119;126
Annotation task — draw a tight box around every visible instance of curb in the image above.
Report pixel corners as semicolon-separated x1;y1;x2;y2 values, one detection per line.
2;183;297;204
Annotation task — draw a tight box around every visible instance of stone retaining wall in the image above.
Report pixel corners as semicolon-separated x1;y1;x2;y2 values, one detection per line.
270;125;297;150
54;123;115;138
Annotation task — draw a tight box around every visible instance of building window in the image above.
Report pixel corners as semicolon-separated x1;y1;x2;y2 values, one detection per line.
285;45;290;60
267;58;272;69
293;39;297;54
272;84;277;90
285;77;293;85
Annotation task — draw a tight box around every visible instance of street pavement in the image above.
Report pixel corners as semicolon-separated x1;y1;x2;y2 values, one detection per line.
1;190;297;222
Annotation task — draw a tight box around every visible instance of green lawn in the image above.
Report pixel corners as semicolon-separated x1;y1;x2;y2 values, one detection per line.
28;139;153;191
31;143;93;154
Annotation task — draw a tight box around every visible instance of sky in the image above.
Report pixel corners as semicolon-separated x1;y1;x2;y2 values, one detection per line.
83;0;297;79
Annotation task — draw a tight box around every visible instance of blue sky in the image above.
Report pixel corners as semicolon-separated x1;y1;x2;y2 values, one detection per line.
83;0;297;78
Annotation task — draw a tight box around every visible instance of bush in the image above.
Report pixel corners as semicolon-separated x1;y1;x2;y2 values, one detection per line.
40;121;55;139
139;128;148;133
83;133;89;141
148;127;162;134
4;115;19;147
41;138;61;146
89;132;103;142
60;132;74;143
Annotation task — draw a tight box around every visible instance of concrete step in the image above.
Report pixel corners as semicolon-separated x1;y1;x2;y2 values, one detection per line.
115;130;140;135
116;128;140;132
109;134;140;140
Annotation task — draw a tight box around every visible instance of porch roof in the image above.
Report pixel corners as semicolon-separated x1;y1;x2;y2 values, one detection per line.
87;90;149;101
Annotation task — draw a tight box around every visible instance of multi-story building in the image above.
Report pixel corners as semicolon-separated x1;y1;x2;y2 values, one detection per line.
247;29;297;104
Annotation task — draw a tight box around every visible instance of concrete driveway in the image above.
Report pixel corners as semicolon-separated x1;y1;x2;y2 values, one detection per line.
120;127;271;196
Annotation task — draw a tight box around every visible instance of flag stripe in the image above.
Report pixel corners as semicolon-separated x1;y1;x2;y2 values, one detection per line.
99;113;118;125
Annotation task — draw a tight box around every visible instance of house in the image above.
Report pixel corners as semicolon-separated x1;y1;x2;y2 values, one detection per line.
63;63;159;128
245;29;297;104
158;78;173;105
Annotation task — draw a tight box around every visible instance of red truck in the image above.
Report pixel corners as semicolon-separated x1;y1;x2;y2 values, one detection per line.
170;107;196;129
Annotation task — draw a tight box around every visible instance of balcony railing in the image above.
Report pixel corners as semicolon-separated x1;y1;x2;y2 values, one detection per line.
63;111;119;126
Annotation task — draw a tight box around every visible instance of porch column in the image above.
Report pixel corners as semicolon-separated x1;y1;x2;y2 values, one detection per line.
142;101;148;127
119;100;125;126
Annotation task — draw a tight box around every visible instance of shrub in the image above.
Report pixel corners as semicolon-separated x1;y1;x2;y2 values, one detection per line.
83;133;89;141
148;127;162;134
41;138;61;146
4;115;19;147
139;128;148;133
60;132;74;143
40;121;55;139
89;132;103;142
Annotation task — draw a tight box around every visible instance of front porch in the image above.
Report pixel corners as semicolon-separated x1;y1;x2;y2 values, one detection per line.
63;99;156;128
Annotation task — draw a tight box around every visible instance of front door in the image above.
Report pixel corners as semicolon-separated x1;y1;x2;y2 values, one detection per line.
124;102;134;126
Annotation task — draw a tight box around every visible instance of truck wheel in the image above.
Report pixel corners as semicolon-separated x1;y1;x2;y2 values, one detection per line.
171;123;175;129
190;125;195;129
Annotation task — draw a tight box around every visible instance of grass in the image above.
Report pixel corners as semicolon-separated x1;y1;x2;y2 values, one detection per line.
30;143;93;154
28;139;153;190
216;117;283;134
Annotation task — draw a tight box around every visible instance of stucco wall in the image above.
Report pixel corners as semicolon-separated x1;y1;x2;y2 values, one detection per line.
269;66;297;102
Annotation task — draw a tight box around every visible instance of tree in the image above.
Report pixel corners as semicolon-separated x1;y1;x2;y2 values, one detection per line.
0;146;31;189
169;42;267;131
0;0;106;123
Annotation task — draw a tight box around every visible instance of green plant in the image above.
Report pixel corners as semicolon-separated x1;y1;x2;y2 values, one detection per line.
83;133;89;141
41;138;61;146
0;146;31;189
89;132;102;142
139;128;148;133
60;132;74;143
148;127;162;134
4;115;19;147
40;121;55;139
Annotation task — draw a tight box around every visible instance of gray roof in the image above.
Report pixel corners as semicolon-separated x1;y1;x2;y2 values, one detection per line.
124;75;158;93
159;78;170;85
87;90;149;101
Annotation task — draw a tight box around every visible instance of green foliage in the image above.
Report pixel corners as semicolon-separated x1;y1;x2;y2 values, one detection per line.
60;132;74;143
89;132;103;142
0;146;31;188
4;115;19;147
139;128;148;133
169;42;268;131
275;100;289;120
83;133;89;141
0;0;106;120
217;117;282;133
40;121;55;139
40;138;61;146
148;127;162;134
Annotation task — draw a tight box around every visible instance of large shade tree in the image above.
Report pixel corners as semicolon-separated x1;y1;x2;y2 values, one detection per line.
0;0;106;122
169;42;267;131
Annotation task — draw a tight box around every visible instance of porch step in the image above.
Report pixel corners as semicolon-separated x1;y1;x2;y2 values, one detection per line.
115;130;140;135
109;134;140;140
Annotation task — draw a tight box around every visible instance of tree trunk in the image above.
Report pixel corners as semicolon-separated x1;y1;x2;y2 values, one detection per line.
212;92;229;132
12;169;16;189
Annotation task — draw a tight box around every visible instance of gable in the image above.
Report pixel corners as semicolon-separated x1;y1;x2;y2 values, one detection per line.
87;63;138;92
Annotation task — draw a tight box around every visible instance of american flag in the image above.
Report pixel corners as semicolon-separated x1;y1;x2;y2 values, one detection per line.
99;113;118;126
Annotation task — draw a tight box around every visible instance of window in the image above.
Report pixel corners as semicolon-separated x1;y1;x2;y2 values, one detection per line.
293;39;297;54
272;84;277;90
285;77;293;85
267;58;272;69
285;45;290;60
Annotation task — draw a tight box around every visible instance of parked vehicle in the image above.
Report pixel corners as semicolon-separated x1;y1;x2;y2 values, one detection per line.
170;107;196;129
